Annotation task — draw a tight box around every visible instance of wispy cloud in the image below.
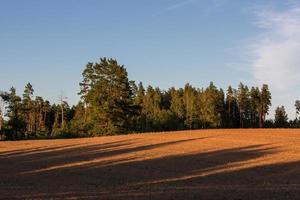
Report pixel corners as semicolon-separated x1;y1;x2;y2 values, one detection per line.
249;3;300;90
153;0;226;17
153;0;195;17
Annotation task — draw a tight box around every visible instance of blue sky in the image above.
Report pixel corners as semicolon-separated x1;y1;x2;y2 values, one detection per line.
1;0;300;118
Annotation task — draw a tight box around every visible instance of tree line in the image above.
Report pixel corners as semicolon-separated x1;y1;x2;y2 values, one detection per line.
0;58;299;140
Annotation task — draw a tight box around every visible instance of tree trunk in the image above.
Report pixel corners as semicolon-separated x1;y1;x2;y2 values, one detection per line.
259;112;262;128
61;104;64;129
84;103;87;123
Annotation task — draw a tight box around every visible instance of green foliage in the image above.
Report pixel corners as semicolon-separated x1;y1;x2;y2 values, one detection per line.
4;57;298;141
183;84;198;129
237;83;250;128
274;106;288;128
295;100;300;119
169;87;185;129
201;82;224;128
78;58;136;135
259;84;272;127
224;86;239;128
264;119;275;128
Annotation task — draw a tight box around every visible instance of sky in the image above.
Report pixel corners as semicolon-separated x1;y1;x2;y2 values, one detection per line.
1;0;300;119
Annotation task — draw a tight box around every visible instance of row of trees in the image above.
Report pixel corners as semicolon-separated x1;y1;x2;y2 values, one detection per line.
0;58;299;140
267;103;300;128
74;58;273;135
0;85;74;140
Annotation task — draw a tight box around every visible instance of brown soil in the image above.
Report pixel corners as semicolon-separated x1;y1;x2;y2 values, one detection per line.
1;129;300;199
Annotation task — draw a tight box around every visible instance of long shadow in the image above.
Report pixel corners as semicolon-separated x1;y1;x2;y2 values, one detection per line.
73;144;276;187
0;143;83;157
1;137;299;200
0;137;206;175
0;139;132;158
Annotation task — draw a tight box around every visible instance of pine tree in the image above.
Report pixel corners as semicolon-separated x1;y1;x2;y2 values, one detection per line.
68;102;90;135
58;95;68;130
51;104;61;135
225;86;239;128
249;87;260;127
133;82;145;131
237;83;250;128
259;84;272;128
274;106;288;128
142;86;163;131
6;87;25;139
183;84;197;129
35;96;44;133
42;100;52;134
23;83;35;137
169;87;185;129
201;82;223;128
295;100;300;120
79;58;136;135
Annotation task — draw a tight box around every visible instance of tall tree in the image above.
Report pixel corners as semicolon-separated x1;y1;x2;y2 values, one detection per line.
132;82;145;131
249;87;261;127
237;83;250;128
22;83;35;137
58;94;68;129
42;100;52;134
225;86;239;128
274;106;288;128
201;82;224;128
295;100;300;120
35;96;44;133
51;104;61;135
183;84;197;129
259;84;272;128
68;102;90;134
79;58;136;135
6;87;25;139
169;87;185;129
142;86;162;131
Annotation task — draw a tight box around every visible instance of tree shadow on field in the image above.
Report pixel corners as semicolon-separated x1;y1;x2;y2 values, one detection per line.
0;139;132;158
1;136;300;200
0;137;206;174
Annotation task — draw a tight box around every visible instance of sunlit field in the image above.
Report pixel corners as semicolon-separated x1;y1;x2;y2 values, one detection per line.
1;129;300;199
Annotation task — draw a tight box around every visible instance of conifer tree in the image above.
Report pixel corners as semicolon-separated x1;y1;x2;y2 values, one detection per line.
170;87;185;129
259;84;272;128
79;58;136;135
201;82;223;128
6;87;25;139
237;83;250;128
22;83;35;137
183;84;197;129
225;86;239;128
249;87;260;127
133;82;146;131
295;100;300;120
274;106;288;128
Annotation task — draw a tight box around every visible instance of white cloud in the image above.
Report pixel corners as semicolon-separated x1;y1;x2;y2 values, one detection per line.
244;4;300;119
153;0;195;17
153;0;226;17
250;5;300;90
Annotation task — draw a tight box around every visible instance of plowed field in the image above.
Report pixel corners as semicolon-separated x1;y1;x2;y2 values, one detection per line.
1;129;300;199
